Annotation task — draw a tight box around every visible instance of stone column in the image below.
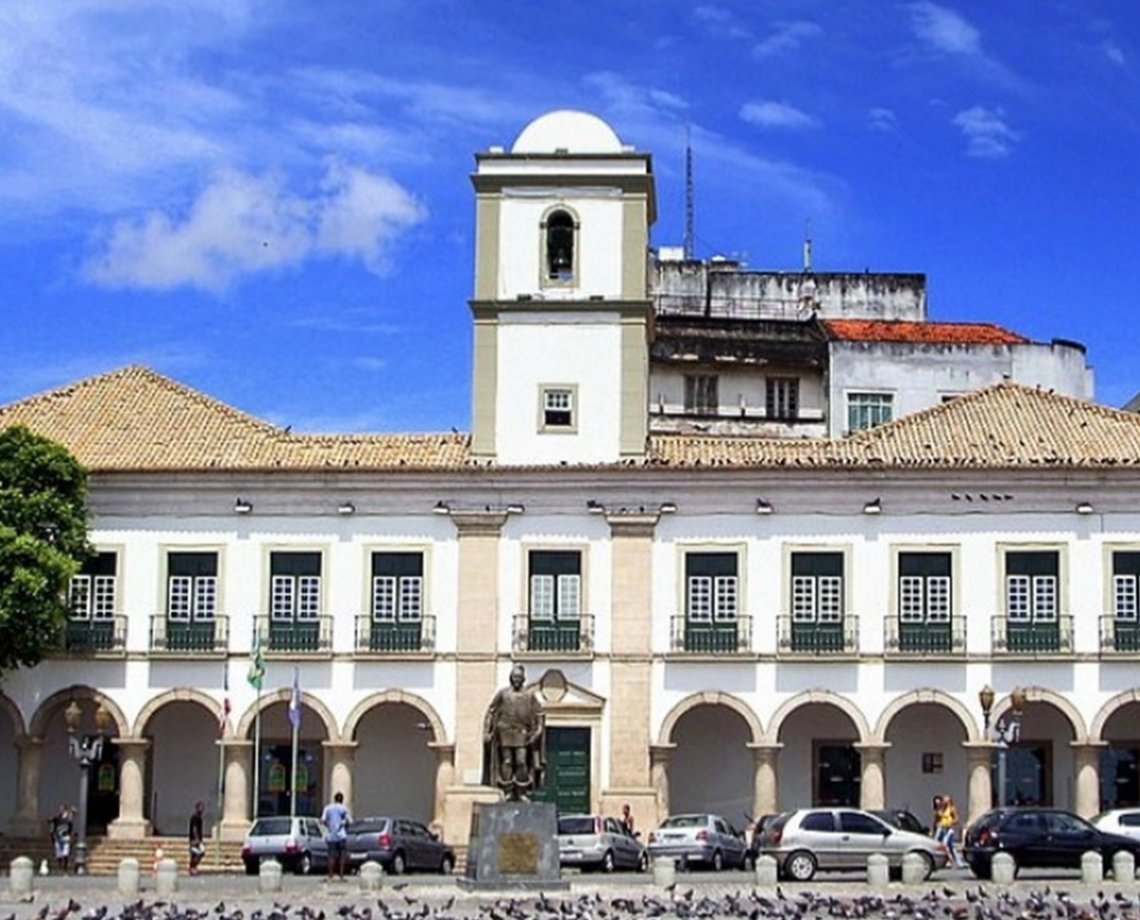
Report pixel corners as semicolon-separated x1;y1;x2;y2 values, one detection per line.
856;743;890;811
649;744;675;826
748;743;783;816
8;734;44;837
108;737;151;839
219;740;253;841
428;742;455;834
963;742;995;825
322;741;358;814
1072;742;1106;818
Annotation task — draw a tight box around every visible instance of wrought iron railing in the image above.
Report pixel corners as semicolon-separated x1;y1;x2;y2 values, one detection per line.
63;616;127;654
150;614;229;653
512;614;595;653
254;615;333;654
777;614;859;655
991;614;1074;654
669;614;752;653
884;615;966;655
355;613;436;653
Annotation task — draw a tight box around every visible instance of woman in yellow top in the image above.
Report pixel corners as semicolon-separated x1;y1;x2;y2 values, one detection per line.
936;795;965;869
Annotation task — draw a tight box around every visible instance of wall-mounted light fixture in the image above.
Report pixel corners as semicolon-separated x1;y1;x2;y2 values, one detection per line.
586;500;605;515
863;497;882;515
433;500;451;515
506;503;526;515
1075;501;1094;515
755;499;774;515
659;501;677;514
337;502;356;516
234;498;253;515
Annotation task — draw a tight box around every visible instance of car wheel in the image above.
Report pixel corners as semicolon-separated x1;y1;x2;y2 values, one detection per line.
243;860;258;876
295;852;312;875
600;850;615;873
785;850;817;882
711;849;724;872
440;853;455;875
914;851;935;881
637;851;649;873
391;851;407;875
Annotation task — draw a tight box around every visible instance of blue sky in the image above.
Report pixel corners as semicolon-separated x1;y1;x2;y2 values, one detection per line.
2;1;1137;432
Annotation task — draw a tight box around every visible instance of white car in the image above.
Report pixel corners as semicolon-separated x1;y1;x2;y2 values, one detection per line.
1093;809;1140;841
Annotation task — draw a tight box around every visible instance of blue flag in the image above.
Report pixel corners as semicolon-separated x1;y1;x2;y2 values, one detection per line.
288;667;301;730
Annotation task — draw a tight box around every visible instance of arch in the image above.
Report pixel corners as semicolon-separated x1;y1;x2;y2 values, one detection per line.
766;689;871;745
29;685;130;737
1091;689;1140;742
874;689;979;744
0;690;27;737
235;689;339;742
343;690;447;744
657;691;762;746
541;205;579;283
133;687;225;738
992;685;1085;741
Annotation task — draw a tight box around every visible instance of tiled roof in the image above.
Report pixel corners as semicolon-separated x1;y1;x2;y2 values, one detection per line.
823;319;1029;345
3;366;1140;472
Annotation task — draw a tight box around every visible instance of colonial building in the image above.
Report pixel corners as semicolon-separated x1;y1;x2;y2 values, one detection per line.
0;111;1137;854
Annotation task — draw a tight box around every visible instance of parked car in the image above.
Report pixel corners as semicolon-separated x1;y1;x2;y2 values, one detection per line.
1093;808;1140;842
758;808;948;881
964;807;1140;879
241;815;328;875
870;808;929;836
647;813;748;871
745;813;782;868
557;814;648;872
345;816;455;874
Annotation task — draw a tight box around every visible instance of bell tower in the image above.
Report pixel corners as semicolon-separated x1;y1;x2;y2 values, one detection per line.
469;110;656;464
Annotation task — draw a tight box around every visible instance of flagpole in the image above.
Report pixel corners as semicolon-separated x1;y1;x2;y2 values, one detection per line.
216;662;227;821
253;687;262;818
289;666;300;819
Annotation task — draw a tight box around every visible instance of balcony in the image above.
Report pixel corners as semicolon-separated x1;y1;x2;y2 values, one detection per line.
513;614;595;655
991;614;1074;655
884;615;966;657
669;615;751;654
254;615;333;655
1100;615;1140;655
355;614;436;654
150;614;229;655
777;615;859;656
62;616;127;655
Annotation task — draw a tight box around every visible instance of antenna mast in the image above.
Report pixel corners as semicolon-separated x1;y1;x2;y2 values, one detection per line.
683;126;694;260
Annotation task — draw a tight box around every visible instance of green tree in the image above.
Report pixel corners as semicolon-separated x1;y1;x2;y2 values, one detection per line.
0;425;90;672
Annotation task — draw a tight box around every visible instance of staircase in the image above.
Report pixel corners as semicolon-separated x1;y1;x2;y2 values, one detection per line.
0;836;246;876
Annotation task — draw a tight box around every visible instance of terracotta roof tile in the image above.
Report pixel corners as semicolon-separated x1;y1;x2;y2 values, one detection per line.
823;319;1029;345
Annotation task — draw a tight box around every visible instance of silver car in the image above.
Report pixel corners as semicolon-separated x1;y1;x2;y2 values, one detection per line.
240;815;329;875
1093;808;1140;842
760;808;949;881
557;814;648;872
647;813;748;871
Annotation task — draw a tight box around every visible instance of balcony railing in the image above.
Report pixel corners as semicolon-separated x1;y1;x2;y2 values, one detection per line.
991;615;1074;655
669;615;751;654
150;614;229;654
62;616;127;654
1100;615;1140;654
254;615;333;654
777;615;859;655
513;614;595;654
884;615;966;656
355;614;436;653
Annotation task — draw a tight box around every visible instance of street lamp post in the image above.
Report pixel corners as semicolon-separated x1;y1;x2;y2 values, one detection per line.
978;685;1027;808
64;700;111;875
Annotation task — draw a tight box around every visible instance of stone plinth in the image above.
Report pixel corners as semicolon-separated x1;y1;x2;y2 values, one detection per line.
459;801;567;890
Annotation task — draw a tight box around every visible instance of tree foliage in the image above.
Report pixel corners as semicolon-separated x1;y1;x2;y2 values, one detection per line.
0;425;90;672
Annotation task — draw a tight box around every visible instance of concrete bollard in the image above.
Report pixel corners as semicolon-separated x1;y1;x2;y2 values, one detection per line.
652;856;676;888
991;852;1016;884
753;855;778;888
118;857;141;896
900;852;928;885
358;860;384;892
1082;850;1104;885
155;857;179;896
259;858;284;893
866;853;889;889
1113;850;1136;882
8;856;34;899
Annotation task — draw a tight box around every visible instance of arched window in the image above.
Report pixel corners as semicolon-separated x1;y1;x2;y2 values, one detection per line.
544;210;576;282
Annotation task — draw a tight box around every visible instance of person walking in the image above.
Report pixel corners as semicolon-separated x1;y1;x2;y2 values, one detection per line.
49;804;74;873
929;795;943;836
188;801;206;875
321;791;351;880
936;795;965;869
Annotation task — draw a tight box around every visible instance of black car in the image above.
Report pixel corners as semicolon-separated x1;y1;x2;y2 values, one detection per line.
870;809;928;836
964;807;1140;878
345;816;455;874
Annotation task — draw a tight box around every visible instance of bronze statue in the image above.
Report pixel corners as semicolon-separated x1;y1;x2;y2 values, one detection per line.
483;663;545;800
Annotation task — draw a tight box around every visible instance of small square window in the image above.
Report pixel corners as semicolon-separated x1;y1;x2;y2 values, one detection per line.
540;386;576;431
922;752;943;774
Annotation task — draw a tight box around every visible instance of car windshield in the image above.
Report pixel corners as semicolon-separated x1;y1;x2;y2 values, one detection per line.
558;817;597;834
250;818;293;836
661;815;705;829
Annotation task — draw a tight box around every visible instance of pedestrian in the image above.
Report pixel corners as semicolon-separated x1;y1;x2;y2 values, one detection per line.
936;794;965;869
321;791;351;880
188;801;206;876
621;803;635;835
49;804;74;872
929;794;943;836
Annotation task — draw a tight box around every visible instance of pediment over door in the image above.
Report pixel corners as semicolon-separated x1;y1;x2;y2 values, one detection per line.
529;669;605;718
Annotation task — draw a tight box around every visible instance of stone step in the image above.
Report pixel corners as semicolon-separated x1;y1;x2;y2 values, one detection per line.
0;836;246;876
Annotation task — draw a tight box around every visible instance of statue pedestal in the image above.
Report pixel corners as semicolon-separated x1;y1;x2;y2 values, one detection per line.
459;800;568;890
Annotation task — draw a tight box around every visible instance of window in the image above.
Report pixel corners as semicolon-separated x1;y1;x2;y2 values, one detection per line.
270;552;322;621
529;551;581;622
800;811;836;833
792;552;844;623
167;552;217;621
766;377;799;420
372;552;423;622
684;375;718;414
685;552;737;622
898;552;951;623
544;209;575;282
847;392;893;432
1113;552;1140;621
540;386;575;430
1005;551;1058;622
69;552;117;620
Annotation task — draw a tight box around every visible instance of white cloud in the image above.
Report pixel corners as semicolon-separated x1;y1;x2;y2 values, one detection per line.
1103;41;1126;67
753;20;823;58
868;108;898;132
84;161;427;292
739;100;820;131
692;6;751;40
908;2;981;56
953;106;1019;158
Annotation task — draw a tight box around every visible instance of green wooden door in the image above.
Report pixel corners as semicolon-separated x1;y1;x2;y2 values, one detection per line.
533;727;590;814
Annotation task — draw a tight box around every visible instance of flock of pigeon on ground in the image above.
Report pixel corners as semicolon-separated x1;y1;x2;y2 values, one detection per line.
10;884;1140;920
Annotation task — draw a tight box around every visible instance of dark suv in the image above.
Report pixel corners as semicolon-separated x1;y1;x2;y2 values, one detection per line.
964;807;1140;878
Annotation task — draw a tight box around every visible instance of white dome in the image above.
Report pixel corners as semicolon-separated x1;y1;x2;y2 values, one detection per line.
511;110;624;154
